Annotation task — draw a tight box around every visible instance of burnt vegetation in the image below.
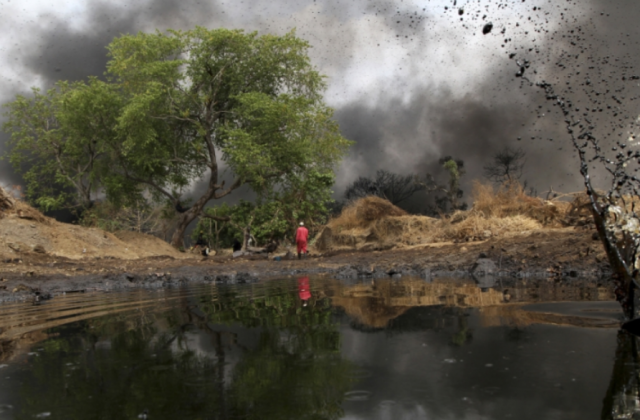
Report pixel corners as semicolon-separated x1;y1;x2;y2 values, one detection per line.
483;146;526;185
344;170;425;206
342;157;472;216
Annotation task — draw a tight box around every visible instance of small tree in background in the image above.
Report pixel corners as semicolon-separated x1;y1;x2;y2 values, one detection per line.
80;199;175;240
439;157;466;212
419;157;467;215
483;146;526;184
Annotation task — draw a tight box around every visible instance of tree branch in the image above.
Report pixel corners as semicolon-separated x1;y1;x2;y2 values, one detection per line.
214;177;242;199
201;213;231;222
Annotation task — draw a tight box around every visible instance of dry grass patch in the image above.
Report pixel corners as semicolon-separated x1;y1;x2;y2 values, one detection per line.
471;181;570;226
371;215;438;245
442;214;542;242
12;200;53;225
0;187;186;260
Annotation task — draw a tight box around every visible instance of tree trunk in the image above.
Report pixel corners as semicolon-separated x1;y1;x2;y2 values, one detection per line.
170;191;215;249
600;331;640;419
168;172;241;249
170;215;190;249
242;226;253;251
586;190;639;319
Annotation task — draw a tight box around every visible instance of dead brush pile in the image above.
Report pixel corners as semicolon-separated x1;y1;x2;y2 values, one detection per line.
314;197;414;250
0;186;15;213
327;196;407;230
564;193;594;226
316;197;442;250
314;183;585;252
0;186;51;225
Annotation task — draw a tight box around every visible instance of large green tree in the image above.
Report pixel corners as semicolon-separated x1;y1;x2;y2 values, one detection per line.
3;28;351;247
105;28;350;247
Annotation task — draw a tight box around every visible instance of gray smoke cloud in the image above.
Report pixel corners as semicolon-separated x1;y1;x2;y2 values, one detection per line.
1;0;639;205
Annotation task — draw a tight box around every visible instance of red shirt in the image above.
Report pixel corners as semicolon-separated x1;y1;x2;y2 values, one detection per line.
296;226;309;243
298;277;311;301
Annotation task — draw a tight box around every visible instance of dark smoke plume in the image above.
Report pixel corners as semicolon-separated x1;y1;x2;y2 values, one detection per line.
17;1;223;87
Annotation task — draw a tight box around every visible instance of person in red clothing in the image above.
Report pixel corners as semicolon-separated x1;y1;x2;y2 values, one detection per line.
298;276;311;306
295;221;309;259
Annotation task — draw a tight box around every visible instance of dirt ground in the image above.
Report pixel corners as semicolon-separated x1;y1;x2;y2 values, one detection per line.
0;225;608;283
0;209;186;262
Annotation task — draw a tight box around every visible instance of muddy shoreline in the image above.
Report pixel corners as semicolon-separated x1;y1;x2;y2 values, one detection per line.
0;227;613;302
0;260;610;290
0;254;613;305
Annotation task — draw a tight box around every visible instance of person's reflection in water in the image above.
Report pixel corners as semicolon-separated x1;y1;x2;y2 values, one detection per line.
601;331;640;419
298;276;311;307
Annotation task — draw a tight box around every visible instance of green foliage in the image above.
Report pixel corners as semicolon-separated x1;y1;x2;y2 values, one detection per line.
443;159;459;179
191;202;238;248
104;28;349;205
418;156;467;215
436;157;467;213
2;78;123;211
193;169;336;247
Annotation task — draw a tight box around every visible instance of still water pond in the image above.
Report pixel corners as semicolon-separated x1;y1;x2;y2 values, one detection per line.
0;276;632;419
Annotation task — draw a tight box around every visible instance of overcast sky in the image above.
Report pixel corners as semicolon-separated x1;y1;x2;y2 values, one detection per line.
1;0;638;205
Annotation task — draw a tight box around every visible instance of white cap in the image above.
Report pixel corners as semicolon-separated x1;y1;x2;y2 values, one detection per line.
299;222;304;226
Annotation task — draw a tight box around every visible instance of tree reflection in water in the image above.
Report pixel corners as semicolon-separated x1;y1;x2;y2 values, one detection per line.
602;331;640;419
15;281;354;420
